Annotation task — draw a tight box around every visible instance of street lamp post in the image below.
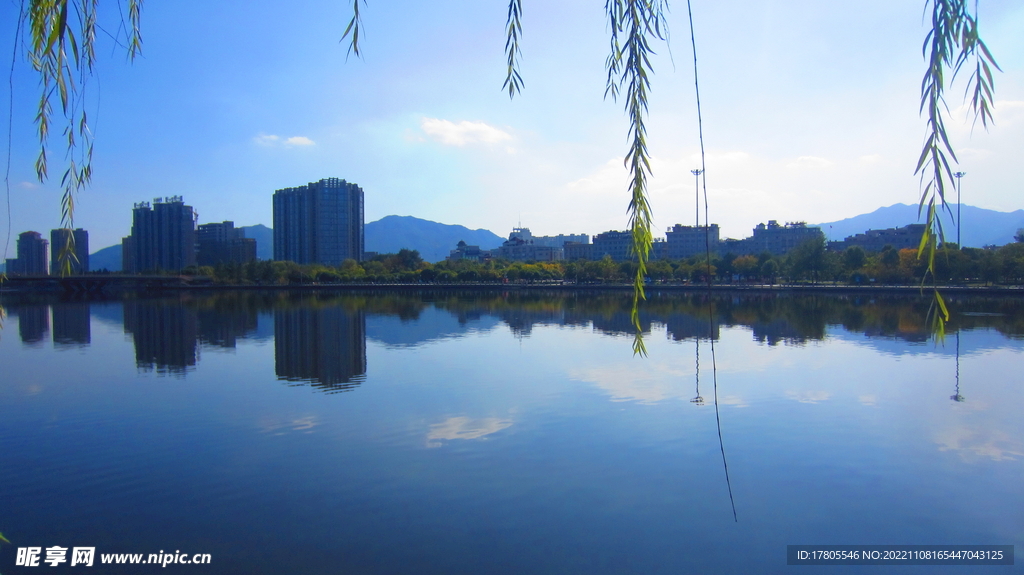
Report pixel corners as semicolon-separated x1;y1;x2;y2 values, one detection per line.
691;169;704;228
953;171;966;247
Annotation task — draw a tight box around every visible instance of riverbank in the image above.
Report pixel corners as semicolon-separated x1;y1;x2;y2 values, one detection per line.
4;275;1023;297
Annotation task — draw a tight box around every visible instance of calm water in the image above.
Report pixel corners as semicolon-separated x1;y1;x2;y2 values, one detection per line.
1;290;1021;574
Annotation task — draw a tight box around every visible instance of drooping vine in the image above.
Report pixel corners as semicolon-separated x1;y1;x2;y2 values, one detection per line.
917;0;999;336
21;0;143;275
604;0;669;355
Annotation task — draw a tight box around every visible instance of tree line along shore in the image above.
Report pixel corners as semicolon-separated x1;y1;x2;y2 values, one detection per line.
111;239;1024;288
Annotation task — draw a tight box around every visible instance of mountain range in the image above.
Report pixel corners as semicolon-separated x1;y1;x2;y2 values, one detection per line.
81;216;505;270
61;204;1024;272
815;203;1024;248
365;215;505;262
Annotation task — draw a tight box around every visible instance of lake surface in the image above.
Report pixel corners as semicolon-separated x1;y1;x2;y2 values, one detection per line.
1;290;1021;574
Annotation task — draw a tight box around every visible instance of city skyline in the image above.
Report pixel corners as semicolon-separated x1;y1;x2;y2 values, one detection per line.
1;1;1022;254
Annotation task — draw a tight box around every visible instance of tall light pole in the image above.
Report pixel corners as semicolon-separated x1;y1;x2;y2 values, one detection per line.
953;171;966;247
691;169;704;228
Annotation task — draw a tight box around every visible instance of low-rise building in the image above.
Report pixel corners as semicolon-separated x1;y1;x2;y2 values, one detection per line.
724;220;824;256
592;230;633;262
666;224;719;259
828;224;926;253
563;241;593;261
495;236;562;261
447;240;488;262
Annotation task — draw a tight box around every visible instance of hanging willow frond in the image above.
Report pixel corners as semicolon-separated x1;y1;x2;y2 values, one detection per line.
917;0;999;331
605;0;668;356
340;0;366;59
503;0;524;99
25;0;143;276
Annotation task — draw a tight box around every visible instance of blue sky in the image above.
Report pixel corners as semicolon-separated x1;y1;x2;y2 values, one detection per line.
2;0;1022;252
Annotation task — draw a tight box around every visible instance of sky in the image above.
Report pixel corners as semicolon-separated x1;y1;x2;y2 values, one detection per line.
1;0;1022;253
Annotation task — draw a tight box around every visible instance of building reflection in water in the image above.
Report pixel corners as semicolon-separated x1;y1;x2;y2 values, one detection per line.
17;304;50;345
123;298;198;375
196;305;258;349
52;302;91;347
275;302;366;393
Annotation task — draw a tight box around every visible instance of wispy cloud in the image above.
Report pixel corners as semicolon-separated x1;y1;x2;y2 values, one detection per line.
786;155;834;170
426;416;512;447
420;118;512;146
253;133;316;147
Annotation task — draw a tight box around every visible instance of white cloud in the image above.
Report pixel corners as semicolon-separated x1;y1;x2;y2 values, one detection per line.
786;390;832;404
420;118;512;146
935;425;1023;462
284;136;315;146
426;416;512;448
955;147;992;160
570;363;694;404
253;134;315;147
786;155;834;170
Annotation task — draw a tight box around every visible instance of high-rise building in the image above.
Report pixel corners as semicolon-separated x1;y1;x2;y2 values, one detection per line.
122;196;197;273
197;221;257;266
50;228;89;275
5;231;49;275
273;178;364;266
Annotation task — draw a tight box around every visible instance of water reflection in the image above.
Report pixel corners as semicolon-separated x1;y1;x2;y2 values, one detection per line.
14;304;50;345
124;297;198;374
274;297;366;393
3;289;1023;574
5;290;1024;387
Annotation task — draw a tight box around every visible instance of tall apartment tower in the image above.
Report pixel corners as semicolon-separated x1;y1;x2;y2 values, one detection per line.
122;196;197;273
4;231;49;275
273;178;364;265
50;228;89;274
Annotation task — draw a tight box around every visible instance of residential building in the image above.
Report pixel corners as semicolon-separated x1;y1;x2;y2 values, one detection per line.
508;227;589;248
495;236;562;261
592;230;634;261
122;196;197;273
50;228;89;275
197;221;257;266
666;224;719;259
563;241;593;261
725;220;824;256
5;231;49;275
828;224;927;253
447;240;487;262
273;178;364;266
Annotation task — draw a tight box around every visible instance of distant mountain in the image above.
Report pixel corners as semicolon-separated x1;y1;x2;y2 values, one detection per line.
816;203;1024;248
239;224;273;260
90;243;122;272
366;215;504;262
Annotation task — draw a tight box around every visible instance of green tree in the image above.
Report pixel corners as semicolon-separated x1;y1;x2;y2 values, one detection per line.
842;247;866;273
789;238;828;284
